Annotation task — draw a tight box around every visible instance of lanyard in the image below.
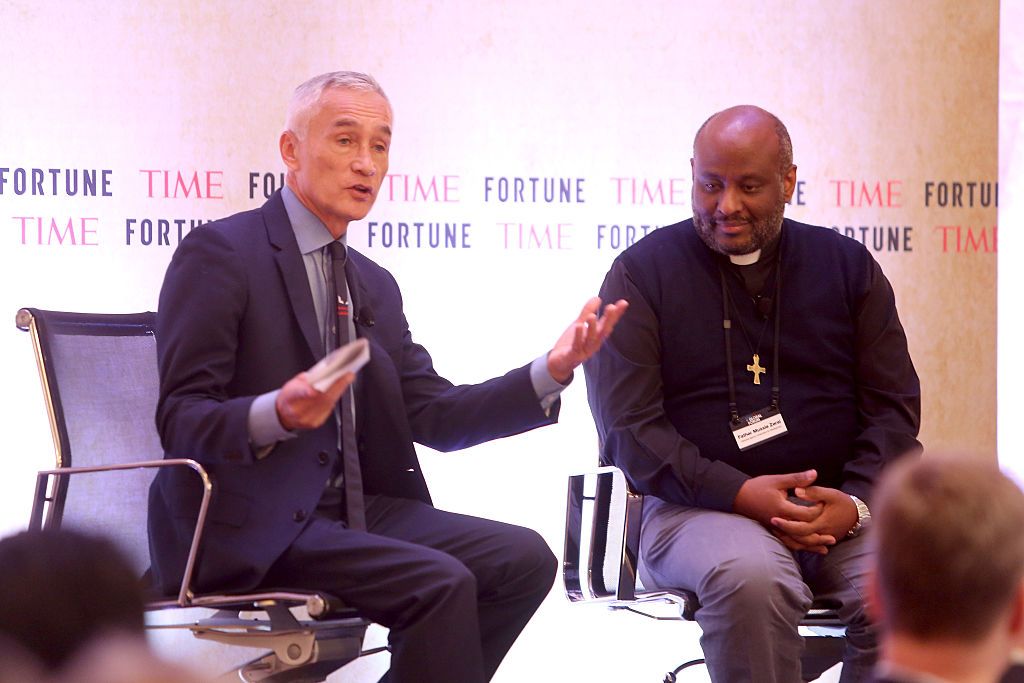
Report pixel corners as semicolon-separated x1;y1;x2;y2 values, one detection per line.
720;247;783;424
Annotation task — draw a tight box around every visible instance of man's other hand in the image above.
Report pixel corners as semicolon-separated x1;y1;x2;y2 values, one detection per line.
769;486;859;553
275;371;353;431
547;297;629;383
733;470;823;528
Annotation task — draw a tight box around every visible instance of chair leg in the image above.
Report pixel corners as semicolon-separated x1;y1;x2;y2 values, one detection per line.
197;621;369;683
230;635;364;682
662;635;845;683
800;635;845;681
664;658;706;682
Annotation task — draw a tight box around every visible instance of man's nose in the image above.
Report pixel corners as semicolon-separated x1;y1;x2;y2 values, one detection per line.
351;146;376;176
717;186;742;216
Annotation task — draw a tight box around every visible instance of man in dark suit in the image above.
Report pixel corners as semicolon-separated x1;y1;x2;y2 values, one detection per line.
868;455;1024;683
148;71;626;683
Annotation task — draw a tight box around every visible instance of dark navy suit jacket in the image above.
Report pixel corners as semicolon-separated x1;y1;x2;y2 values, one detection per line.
148;191;556;595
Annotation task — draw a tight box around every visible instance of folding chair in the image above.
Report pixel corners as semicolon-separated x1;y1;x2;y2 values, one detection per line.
17;307;380;682
564;466;846;682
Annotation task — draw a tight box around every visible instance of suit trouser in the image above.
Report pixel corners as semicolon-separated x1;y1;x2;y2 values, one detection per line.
638;497;876;683
261;494;557;683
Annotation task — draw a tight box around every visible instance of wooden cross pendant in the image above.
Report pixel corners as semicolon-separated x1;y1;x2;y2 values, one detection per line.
747;354;766;385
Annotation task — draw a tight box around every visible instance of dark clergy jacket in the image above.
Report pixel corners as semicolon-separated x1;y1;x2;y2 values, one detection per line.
585;218;921;512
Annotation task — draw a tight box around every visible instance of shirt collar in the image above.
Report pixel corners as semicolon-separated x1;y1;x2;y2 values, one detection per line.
729;249;761;266
712;221;783;268
281;185;345;255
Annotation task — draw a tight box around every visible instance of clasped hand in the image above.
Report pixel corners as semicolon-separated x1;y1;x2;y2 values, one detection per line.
733;470;858;555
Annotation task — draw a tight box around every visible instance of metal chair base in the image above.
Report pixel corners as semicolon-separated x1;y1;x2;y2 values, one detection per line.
662;634;844;682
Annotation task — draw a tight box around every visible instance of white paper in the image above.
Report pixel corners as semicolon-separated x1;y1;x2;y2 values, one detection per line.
306;338;370;391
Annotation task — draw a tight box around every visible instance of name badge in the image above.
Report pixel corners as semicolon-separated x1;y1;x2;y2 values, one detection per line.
731;406;788;451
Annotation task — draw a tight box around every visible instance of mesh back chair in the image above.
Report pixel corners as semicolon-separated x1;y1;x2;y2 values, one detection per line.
564;466;846;682
17;308;379;682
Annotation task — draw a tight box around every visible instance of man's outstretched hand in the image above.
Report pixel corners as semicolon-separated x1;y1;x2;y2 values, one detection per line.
547;297;629;383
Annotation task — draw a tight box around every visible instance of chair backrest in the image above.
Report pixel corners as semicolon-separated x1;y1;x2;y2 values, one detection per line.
563;466;642;603
18;308;164;576
16;311;373;681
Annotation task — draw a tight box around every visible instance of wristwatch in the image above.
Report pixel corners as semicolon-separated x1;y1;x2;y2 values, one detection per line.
846;495;871;538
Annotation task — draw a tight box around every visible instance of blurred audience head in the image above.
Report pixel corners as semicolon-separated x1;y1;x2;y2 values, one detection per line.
870;454;1024;681
0;528;144;672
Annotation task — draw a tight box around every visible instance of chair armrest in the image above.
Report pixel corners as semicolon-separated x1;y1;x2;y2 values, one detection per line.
31;458;211;606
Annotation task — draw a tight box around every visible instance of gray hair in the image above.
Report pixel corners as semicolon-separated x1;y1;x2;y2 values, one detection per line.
285;71;390;139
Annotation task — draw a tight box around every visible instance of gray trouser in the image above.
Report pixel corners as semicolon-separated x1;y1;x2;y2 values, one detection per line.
638;497;876;683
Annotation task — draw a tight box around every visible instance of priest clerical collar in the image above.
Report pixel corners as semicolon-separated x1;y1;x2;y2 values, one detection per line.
724;230;781;300
729;250;760;265
726;229;781;266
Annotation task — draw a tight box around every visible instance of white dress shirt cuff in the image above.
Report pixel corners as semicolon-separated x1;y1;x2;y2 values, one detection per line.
247;389;297;458
530;355;570;415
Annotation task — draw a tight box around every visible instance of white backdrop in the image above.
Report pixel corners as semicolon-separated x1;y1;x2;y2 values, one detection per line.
0;2;1008;681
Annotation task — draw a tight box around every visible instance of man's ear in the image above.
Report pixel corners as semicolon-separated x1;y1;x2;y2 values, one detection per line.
280;130;299;171
782;164;798;203
1007;579;1024;639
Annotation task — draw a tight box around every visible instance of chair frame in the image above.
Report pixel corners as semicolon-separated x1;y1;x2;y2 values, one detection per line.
564;466;846;681
18;307;377;682
564;466;698;617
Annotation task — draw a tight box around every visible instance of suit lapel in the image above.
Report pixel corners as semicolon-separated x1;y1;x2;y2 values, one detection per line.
262;193;325;361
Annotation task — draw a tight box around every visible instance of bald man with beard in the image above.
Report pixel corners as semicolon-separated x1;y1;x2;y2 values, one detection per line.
584;105;922;681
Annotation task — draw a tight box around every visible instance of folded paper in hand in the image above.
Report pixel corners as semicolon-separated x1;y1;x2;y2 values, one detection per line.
307;338;370;391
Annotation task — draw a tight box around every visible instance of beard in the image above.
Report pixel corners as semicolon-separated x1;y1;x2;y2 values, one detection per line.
692;196;786;256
